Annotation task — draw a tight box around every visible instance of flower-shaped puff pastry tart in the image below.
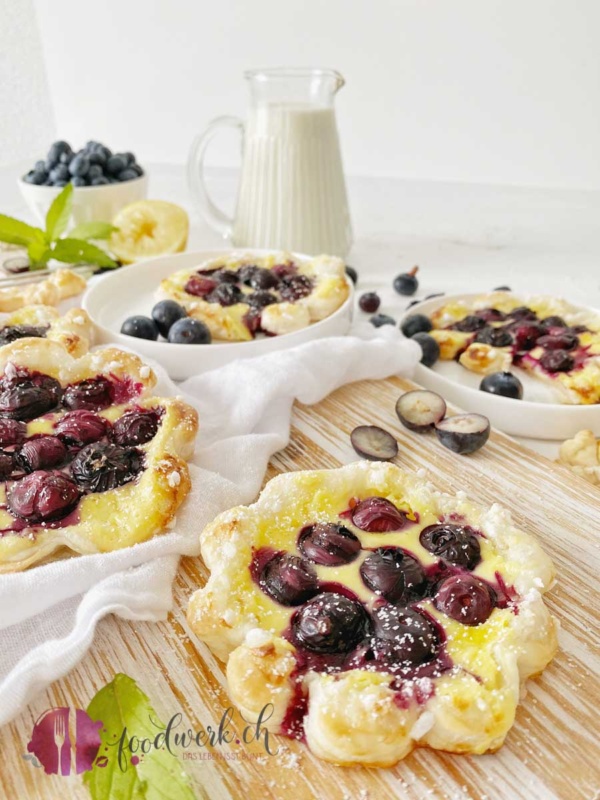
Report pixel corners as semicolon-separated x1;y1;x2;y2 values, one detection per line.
187;461;557;767
428;292;600;404
558;429;600;485
0;338;198;572
0;305;93;357
158;251;350;342
0;268;87;312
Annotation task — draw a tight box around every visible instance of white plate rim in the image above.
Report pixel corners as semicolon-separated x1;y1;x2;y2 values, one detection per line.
82;248;354;353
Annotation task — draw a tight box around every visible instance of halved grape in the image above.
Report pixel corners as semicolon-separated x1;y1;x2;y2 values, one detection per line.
434;574;495;626
435;414;490;454
259;552;318;606
350;425;398;461
292;592;369;653
298;523;361;566
360;547;426;603
395;390;446;432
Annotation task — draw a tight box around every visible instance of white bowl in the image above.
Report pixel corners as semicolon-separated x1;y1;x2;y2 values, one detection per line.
403;293;600;440
18;175;148;227
83;249;354;380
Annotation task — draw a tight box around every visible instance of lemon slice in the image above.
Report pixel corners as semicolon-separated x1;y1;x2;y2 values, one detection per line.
110;200;189;264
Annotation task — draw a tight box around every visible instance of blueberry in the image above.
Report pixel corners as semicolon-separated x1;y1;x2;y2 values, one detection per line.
53;180;68;187
59;151;73;165
395;389;447;431
435;413;490;454
360;547;426;603
298;523;361;566
400;313;432;338
129;163;144;176
434;575;495;626
85;140;100;149
345;265;358;284
420;523;481;570
393;267;419;296
412;332;440;367
71;176;87;187
151;300;187;338
123;152;135;164
206;283;243;306
47;140;71;165
91;177;110;185
452;315;487;333
69;154;90;177
87;164;103;180
117;169;139;182
25;170;47;185
120;316;159;340
34;160;46;172
540;349;575;373
259;553;318;606
50;164;69;183
358;292;380;313
89;150;107;167
292;593;369;653
370;313;396;328
479;371;523;399
474;326;513;347
167;318;211;344
106;154;127;175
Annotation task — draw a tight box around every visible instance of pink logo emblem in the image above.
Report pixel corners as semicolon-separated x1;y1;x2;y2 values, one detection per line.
27;707;102;776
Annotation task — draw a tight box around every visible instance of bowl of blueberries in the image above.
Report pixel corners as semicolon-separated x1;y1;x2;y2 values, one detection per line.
19;139;147;226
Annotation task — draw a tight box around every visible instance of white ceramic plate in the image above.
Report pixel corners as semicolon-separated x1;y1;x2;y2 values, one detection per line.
402;293;600;440
83;249;354;380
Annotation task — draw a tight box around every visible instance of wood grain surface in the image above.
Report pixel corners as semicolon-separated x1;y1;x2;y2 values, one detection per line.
1;376;599;800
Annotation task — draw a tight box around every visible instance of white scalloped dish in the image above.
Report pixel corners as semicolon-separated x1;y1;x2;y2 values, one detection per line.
403;292;600;440
83;250;353;380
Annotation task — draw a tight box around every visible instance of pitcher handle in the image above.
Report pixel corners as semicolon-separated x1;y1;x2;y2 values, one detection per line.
187;115;244;239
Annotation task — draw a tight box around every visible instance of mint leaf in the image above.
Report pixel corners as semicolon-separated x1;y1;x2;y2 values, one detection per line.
69;221;118;241
0;214;45;247
52;238;117;268
27;239;51;268
84;673;200;800
45;183;73;241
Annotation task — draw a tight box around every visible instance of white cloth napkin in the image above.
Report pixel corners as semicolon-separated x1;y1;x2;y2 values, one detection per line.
0;324;420;726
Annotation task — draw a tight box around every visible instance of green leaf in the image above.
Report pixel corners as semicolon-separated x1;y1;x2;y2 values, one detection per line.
84;673;200;800
69;221;118;241
52;237;118;268
0;214;45;247
27;239;51;268
45;183;73;241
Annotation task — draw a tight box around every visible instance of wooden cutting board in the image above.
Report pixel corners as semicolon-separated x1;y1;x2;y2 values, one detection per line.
2;376;599;800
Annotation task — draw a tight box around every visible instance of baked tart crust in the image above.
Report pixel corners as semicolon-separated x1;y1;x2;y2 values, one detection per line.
0;268;86;312
159;252;350;342
187;461;557;766
0;339;198;572
428;293;600;404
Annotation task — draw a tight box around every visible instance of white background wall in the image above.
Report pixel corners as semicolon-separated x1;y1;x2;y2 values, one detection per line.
3;0;600;189
0;0;55;167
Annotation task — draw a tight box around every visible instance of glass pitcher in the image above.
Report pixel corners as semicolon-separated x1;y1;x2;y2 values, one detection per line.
187;68;353;257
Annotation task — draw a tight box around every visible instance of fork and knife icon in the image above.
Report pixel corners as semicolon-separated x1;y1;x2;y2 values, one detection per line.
52;711;75;776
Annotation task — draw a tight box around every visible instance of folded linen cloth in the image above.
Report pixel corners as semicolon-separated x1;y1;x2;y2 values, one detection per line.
0;323;420;726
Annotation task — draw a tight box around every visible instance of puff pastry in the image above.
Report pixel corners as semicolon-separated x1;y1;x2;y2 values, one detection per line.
187;461;557;766
0;305;93;357
0;268;86;312
158;252;350;342
558;430;600;485
0;338;198;572
427;292;600;404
